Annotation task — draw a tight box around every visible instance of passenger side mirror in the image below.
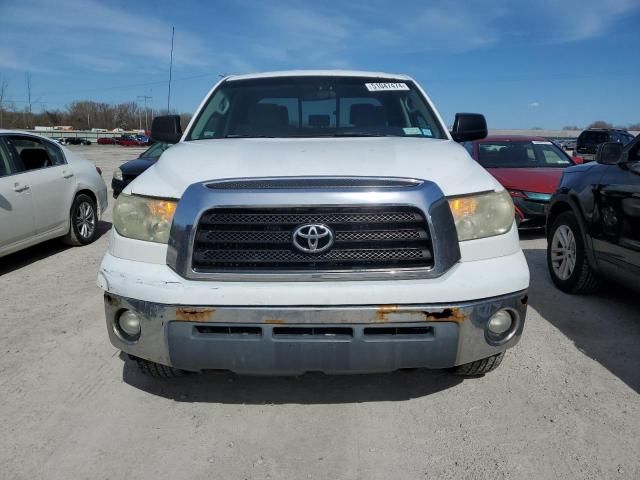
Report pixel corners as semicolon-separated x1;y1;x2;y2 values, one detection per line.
450;113;487;142
151;115;182;144
572;155;584;165
596;142;623;165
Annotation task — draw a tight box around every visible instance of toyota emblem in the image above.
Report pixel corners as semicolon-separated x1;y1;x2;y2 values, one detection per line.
292;224;334;254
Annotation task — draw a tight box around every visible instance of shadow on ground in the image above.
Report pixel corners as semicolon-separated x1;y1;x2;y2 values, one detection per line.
122;356;463;404
524;245;640;392
0;220;111;275
518;228;546;241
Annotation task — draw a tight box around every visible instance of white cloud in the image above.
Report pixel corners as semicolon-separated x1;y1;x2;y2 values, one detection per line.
0;0;210;71
533;0;638;42
529;102;541;108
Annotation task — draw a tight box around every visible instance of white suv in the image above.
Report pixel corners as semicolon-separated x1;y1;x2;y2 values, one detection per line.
98;71;529;377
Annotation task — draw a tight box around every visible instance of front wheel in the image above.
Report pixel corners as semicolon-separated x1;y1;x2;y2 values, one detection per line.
62;194;98;246
452;352;505;376
135;357;187;378
547;211;600;293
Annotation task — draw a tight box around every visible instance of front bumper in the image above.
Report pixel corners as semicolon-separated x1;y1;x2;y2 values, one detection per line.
104;290;527;374
513;197;549;228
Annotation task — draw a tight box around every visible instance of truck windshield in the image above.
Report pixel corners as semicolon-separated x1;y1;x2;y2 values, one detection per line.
187;76;446;140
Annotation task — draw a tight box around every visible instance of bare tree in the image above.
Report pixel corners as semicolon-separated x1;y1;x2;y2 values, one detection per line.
587;120;613;129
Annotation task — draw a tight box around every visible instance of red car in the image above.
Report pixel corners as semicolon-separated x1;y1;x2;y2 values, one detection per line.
464;136;582;228
116;135;146;146
97;137;117;145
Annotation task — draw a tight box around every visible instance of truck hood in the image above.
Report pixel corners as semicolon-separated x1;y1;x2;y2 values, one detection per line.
128;137;501;198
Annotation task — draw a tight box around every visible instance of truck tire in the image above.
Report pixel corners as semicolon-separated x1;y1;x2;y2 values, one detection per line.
62;193;98;246
547;211;601;294
135;358;186;378
452;352;504;376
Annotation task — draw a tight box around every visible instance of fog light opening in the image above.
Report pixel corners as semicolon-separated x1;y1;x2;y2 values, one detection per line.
114;309;141;342
485;309;517;344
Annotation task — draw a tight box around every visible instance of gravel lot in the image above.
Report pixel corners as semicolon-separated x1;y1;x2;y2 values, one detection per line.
1;145;638;480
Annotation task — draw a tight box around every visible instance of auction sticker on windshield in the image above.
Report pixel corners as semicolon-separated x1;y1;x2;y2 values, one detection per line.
365;82;410;91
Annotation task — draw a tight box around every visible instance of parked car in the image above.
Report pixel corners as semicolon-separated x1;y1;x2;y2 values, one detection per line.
64;137;92;146
117;135;146;146
547;137;640;293
97;137;117;145
135;135;152;145
556;138;577;150
464;136;579;228
112;142;169;197
575;128;634;162
98;70;529;378
0;130;108;257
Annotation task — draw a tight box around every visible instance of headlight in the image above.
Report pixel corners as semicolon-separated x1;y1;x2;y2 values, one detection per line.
113;168;123;181
113;194;177;243
448;190;514;241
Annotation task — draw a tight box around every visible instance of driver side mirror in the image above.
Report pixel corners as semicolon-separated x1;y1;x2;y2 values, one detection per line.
450;113;487;142
151;115;182;144
596;142;623;165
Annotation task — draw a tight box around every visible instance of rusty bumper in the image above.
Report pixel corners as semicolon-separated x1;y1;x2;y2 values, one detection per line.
104;291;528;374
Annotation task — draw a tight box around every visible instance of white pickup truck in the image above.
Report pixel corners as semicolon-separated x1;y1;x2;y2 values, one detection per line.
98;70;529;377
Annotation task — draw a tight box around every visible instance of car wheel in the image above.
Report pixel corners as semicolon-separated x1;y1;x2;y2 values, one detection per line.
547;211;600;293
452;352;504;376
135;357;187;378
63;193;98;246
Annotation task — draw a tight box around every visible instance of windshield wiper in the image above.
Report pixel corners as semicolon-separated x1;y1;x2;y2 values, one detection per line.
324;132;393;137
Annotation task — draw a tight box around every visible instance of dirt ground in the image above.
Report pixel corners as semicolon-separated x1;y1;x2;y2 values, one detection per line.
1;145;638;480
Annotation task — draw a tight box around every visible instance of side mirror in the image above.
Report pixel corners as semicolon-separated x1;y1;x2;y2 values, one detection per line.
450;113;487;142
573;155;584;165
151;115;182;144
596;142;623;165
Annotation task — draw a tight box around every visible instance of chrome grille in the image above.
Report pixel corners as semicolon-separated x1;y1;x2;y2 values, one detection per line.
192;206;433;272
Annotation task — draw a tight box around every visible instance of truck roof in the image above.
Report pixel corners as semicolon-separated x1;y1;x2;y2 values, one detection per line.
226;70;414;82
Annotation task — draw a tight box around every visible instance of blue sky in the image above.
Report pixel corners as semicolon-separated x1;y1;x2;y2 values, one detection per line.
0;0;639;129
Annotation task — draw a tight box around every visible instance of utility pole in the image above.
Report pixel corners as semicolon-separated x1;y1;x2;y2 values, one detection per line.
137;95;152;131
0;76;7;129
24;73;32;128
167;26;175;114
25;73;32;113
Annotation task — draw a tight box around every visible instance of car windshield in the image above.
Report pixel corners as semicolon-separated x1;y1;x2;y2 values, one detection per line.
142;142;169;159
578;131;608;145
476;141;573;168
187;76;446;140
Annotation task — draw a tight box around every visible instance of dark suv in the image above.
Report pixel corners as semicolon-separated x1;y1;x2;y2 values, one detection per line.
575;128;634;162
546;137;640;293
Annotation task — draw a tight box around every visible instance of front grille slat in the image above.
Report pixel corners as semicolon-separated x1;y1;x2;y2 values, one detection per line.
196;228;426;244
200;211;421;225
192;206;433;273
